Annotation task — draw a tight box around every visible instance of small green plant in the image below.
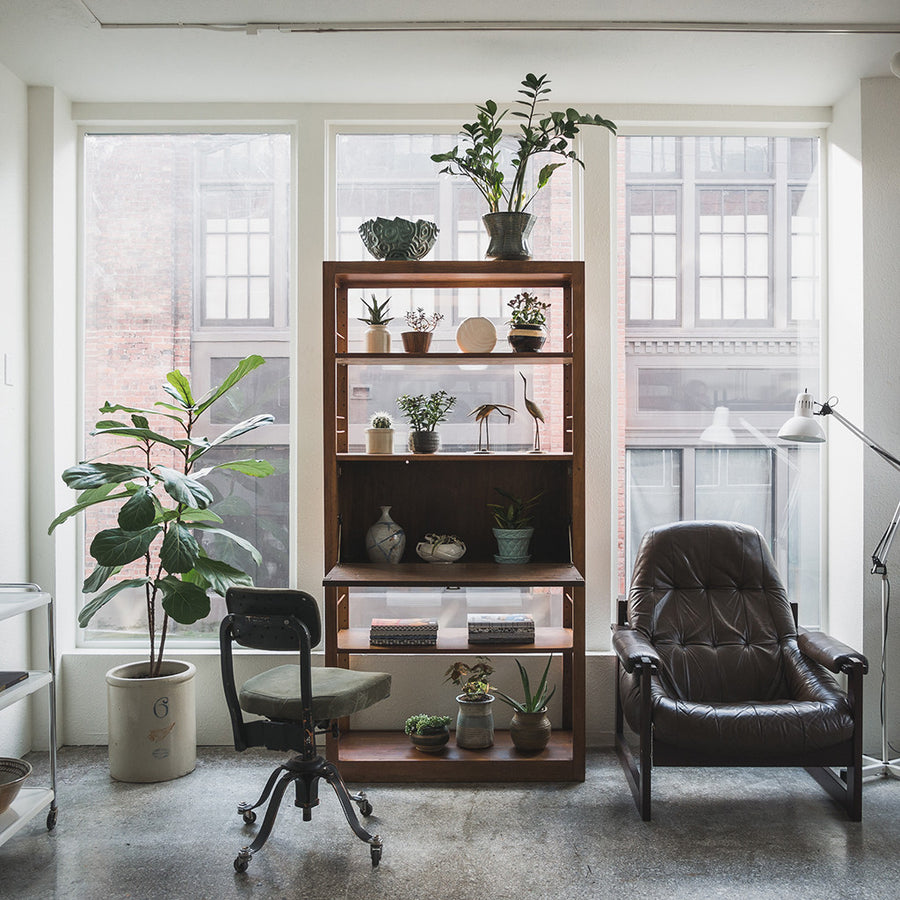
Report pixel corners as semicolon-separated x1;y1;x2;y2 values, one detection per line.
358;294;393;325
396;390;456;432
369;411;393;429
404;307;443;333
488;488;543;530
508;291;551;327
444;657;495;701
404;714;452;735
493;656;557;713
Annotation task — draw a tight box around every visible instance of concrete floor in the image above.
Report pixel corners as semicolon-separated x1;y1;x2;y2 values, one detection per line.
1;746;899;899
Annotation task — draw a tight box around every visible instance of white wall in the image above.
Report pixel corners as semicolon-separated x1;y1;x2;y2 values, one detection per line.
0;61;31;757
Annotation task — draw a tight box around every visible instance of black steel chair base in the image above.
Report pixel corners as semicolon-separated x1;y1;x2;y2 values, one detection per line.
232;752;382;872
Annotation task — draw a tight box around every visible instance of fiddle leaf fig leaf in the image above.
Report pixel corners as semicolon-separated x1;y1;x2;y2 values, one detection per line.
191;524;263;566
82;564;121;594
90;525;161;567
117;486;157;531
157;576;211;625
62;463;151;491
160;522;201;574
193;354;266;416
188;557;253;595
48;484;131;534
212;458;276;477
78;578;151;628
165;369;195;408
155;466;214;509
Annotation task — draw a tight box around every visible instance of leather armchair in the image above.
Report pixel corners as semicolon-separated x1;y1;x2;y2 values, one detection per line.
613;520;868;820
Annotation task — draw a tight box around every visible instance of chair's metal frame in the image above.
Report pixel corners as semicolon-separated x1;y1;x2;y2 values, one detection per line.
613;599;867;822
220;594;383;871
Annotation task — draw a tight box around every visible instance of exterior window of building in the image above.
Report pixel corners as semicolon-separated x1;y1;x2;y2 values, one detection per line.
619;134;822;625
82;132;291;643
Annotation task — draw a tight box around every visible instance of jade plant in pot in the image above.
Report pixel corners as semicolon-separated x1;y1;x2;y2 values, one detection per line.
444;658;495;749
48;355;275;782
493;656;556;753
365;411;394;454
431;72;617;260
404;713;452;753
507;291;551;353
488;488;542;563
358;294;393;353
397;389;456;454
401;307;443;353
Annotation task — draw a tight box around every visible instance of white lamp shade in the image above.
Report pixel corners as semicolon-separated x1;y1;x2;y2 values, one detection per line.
700;406;736;444
778;391;826;442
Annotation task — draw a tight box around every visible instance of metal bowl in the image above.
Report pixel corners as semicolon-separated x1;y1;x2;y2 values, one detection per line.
0;757;33;815
359;217;439;261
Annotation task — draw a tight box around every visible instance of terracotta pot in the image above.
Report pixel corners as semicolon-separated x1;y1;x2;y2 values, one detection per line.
509;708;552;753
401;332;432;353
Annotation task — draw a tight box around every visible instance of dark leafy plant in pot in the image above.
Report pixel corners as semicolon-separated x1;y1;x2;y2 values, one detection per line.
444;658;495;701
48;355;275;677
493;656;557;713
488;488;542;530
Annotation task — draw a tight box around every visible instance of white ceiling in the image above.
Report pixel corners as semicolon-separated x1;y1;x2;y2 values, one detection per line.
0;1;898;107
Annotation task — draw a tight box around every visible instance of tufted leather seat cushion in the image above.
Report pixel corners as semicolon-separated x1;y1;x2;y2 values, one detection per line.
619;521;855;754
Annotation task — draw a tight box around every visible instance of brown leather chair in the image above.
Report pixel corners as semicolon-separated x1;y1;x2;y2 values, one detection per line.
613;520;868;821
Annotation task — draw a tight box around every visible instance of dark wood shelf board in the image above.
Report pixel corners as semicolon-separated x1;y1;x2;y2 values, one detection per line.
338;626;573;653
336;452;573;462
324;562;585;587
336;352;572;365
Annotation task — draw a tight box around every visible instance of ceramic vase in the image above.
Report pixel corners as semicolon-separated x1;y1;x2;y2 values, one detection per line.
365;324;391;353
483;211;536;261
455;695;495;749
509;709;552;753
507;323;547;353
365;506;406;563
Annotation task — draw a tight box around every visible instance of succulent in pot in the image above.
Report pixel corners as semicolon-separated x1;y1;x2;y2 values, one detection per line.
365;411;395;454
444;657;496;749
401;306;443;353
358;294;393;353
507;291;551;353
488;488;542;563
404;713;452;753
416;532;466;564
396;390;456;454
493;656;556;753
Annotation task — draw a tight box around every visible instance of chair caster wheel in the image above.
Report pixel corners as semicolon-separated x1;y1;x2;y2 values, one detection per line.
46;807;58;831
370;843;382;867
234;850;252;873
359;800;373;817
242;810;257;824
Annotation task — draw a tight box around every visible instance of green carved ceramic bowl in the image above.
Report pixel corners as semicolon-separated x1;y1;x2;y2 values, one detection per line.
359;217;439;261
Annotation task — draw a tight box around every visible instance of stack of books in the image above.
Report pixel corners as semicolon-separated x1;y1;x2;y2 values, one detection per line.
369;617;439;647
467;613;535;644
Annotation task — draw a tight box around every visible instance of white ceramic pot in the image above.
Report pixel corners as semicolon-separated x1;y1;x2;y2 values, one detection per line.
365;427;394;454
106;659;197;783
365;324;391;353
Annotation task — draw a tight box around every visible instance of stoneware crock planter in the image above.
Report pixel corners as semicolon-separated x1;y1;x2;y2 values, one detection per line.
493;526;535;564
455;694;495;749
365;427;394;454
401;332;432;353
408;430;440;454
410;727;451;753
106;659;197;783
509;708;552;753
483;211;536;261
507;322;547;353
364;324;391;353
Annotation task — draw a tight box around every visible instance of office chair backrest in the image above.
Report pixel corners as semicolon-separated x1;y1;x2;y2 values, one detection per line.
225;587;322;651
627;520;797;703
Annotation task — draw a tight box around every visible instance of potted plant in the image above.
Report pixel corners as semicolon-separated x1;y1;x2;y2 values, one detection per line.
488;488;542;563
444;658;495;749
493;656;556;753
431;72;616;259
401;307;444;353
365;411;395;454
48;356;275;782
404;713;452;753
358;293;393;353
415;532;466;564
396;389;456;454
507;291;551;353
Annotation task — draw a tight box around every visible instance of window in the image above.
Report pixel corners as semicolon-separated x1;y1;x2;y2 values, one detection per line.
81;132;291;642
619;135;822;625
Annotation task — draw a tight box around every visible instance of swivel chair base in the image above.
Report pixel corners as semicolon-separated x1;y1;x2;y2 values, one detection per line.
233;752;383;871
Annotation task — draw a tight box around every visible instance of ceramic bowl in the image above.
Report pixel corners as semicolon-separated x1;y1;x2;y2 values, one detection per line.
359;217;439;261
416;538;466;564
0;757;32;815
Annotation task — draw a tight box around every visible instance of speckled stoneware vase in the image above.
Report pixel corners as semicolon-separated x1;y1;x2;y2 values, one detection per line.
365;506;406;563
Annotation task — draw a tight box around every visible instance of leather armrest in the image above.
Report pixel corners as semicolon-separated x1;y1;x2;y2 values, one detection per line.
611;625;660;674
798;628;869;675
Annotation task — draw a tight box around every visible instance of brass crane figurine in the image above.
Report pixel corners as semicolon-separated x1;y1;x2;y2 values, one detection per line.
520;372;545;453
468;403;515;453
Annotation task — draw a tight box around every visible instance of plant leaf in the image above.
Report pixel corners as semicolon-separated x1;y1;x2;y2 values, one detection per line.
160;522;201;574
90;525;161;566
194;355;266;416
48;484;131;534
192;524;263;566
82;564;120;594
206;414;275;448
157;576;211;625
155;465;214;508
90;424;189;451
62;462;152;491
77;578;150;628
212;458;276;477
117;486;157;531
188;556;253;595
166;369;195;408
100;401;185;423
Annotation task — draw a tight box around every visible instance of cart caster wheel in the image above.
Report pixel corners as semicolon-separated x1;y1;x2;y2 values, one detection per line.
370;839;382;868
234;850;252;873
241;810;257;824
359;800;373;817
46;807;58;831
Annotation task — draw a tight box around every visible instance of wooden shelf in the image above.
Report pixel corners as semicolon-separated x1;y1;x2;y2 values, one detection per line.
336;352;572;366
338;626;573;654
325;562;584;588
330;730;577;783
336;452;573;462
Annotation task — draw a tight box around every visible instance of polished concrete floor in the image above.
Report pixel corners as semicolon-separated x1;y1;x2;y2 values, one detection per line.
1;746;899;899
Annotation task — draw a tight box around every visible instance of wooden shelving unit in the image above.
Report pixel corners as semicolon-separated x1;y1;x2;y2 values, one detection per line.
322;260;585;782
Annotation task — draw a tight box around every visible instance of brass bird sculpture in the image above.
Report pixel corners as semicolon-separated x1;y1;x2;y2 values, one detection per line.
468;403;515;453
520;372;545;453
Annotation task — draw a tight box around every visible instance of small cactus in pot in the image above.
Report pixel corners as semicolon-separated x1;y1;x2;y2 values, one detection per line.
365;411;394;455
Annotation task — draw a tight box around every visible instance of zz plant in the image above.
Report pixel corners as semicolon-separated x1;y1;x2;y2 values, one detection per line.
49;355;275;677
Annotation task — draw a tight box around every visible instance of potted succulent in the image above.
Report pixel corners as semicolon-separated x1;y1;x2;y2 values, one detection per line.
444;658;495;749
48;356;275;782
507;291;551;353
396;389;456;454
401;307;444;353
493;656;556;753
404;713;452;753
365;411;395;454
431;72;616;259
415;532;467;564
488;488;542;563
358;294;393;353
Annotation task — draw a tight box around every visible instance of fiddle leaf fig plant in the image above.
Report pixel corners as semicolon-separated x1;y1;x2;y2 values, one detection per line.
49;355;276;677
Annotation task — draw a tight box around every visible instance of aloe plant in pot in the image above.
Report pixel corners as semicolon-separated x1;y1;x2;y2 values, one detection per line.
48;355;275;782
493;656;557;753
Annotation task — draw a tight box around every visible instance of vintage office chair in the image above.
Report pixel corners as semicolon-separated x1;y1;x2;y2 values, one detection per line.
220;587;391;870
613;520;868;821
